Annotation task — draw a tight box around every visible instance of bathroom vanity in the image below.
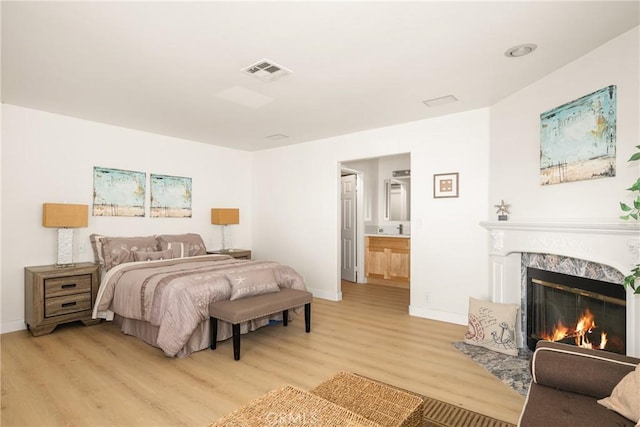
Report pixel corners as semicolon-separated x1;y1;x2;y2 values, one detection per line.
365;235;410;288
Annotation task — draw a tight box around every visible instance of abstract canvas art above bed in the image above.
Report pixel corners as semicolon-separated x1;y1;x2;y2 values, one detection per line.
150;173;192;218
92;167;146;217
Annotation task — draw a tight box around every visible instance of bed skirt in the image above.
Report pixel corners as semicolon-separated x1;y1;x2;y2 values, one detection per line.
115;312;285;358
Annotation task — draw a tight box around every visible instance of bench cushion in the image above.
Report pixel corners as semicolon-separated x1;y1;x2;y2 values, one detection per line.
210;288;312;324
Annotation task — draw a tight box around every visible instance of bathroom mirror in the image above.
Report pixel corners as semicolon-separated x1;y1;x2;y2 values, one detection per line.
384;178;410;221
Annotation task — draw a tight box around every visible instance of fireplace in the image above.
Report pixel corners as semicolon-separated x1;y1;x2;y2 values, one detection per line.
526;267;626;354
480;220;640;357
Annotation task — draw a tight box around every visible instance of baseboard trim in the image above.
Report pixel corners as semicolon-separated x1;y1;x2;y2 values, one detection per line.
1;319;27;335
308;287;342;302
408;305;467;326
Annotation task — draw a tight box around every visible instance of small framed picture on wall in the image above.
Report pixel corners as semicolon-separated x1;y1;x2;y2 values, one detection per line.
433;172;459;198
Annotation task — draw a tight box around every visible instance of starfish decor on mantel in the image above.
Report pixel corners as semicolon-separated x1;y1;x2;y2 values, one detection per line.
494;200;511;221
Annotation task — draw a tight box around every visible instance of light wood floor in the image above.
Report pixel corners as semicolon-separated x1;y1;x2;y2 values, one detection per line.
1;282;524;426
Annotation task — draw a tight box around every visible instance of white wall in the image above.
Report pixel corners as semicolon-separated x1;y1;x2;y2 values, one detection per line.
252;109;491;324
489;27;640;220
1;105;252;333
0;104;3;331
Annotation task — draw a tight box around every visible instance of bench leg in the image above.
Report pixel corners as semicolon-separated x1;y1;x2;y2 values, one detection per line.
305;303;311;333
232;323;241;361
210;317;218;350
283;309;289;326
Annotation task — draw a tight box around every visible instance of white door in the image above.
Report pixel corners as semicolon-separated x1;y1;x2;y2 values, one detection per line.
341;174;357;282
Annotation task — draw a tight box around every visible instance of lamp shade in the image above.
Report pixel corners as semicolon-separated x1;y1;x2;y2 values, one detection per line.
42;203;88;228
211;208;239;225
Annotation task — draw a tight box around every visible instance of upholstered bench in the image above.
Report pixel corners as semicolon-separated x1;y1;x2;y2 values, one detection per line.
209;287;312;360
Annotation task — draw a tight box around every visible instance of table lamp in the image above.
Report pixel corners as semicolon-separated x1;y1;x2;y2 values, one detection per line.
42;203;88;267
211;208;239;252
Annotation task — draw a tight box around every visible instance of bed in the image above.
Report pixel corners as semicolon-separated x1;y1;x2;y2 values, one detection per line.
90;233;307;357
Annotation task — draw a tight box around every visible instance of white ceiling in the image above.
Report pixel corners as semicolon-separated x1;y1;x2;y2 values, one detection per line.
2;1;639;151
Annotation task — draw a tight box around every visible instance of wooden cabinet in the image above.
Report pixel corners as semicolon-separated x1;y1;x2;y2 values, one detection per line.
365;236;410;288
207;249;251;260
25;263;100;336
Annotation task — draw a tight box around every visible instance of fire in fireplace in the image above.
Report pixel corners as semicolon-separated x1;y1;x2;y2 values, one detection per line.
526;267;626;354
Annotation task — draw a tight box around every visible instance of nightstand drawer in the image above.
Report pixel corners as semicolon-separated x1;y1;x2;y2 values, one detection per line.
45;293;91;317
44;275;92;298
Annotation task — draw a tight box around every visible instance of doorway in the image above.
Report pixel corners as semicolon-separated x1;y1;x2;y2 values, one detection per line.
339;153;411;292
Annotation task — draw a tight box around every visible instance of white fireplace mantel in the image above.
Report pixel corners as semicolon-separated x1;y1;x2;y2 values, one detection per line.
480;219;640;357
480;220;640;274
480;219;640;234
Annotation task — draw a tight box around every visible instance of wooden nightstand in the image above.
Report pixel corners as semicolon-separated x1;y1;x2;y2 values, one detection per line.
207;249;251;260
24;262;100;336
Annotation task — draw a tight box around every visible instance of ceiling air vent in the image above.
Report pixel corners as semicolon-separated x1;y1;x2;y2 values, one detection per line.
242;59;292;82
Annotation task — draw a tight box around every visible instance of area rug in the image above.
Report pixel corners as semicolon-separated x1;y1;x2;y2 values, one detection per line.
452;341;532;397
421;395;515;427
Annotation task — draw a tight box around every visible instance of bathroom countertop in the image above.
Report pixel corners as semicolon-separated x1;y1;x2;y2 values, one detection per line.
364;234;411;238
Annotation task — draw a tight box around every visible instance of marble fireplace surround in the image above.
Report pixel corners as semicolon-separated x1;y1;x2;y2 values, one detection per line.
480;220;640;357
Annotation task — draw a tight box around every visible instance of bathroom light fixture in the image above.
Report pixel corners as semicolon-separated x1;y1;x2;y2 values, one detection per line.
422;95;458;107
504;43;537;58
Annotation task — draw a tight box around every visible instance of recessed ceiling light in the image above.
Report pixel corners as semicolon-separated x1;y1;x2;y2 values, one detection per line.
422;95;458;107
266;134;289;140
504;44;537;58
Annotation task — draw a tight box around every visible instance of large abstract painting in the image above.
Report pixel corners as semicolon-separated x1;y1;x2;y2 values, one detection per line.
93;167;146;217
540;85;616;185
150;174;192;218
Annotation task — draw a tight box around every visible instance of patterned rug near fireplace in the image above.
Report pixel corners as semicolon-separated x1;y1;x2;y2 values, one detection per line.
453;342;532;397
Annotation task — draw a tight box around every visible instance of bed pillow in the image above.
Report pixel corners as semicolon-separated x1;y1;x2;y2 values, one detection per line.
101;235;160;271
226;269;280;301
157;233;206;257
133;249;175;262
166;241;189;258
89;233;106;267
597;363;640;423
464;297;519;356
